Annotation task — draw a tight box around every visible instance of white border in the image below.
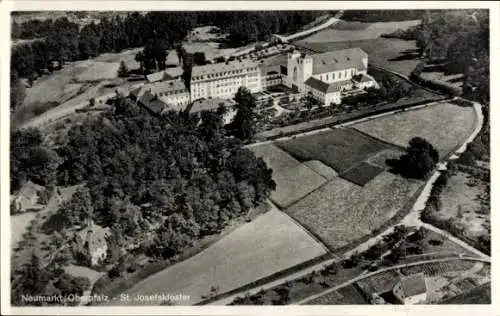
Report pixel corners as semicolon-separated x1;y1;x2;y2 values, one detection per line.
1;1;499;315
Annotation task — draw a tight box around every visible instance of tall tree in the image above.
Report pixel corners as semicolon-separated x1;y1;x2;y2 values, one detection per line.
229;87;258;141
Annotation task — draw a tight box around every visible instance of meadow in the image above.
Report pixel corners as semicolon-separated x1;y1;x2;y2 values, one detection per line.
284;172;423;250
276;128;398;175
248;143;327;208
352;102;477;157
301;19;420;44
115;208;327;305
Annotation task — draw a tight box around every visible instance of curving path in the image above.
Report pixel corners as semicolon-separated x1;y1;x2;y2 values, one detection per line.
207;97;486;306
296;256;490;305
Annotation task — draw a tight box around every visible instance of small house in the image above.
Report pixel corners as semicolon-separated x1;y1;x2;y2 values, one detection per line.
75;219;110;267
392;273;428;304
11;181;45;213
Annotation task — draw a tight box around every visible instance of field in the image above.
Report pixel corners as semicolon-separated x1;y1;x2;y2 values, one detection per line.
340;162;384;186
400;261;477;277
277;128;399;175
302;160;338;180
304;284;368;305
14;47;143;128
357;270;401;294
353;102;477;157
114;208;327;305
301;20;420;44
284;172;423;250
424;170;490;247
248;143;327;208
295;37;421;76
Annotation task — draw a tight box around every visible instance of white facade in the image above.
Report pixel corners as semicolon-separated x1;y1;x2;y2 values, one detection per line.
284;48;376;106
286;51;313;93
191;61;261;100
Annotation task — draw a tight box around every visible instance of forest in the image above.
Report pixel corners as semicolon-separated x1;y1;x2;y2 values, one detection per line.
12;87;274;254
10;11;328;79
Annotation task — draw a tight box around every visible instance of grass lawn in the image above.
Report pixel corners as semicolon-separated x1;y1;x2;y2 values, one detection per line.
301;20;420;44
352;102;477;157
426;171;489;242
285;172;423;250
112;208;327;305
248;143;327;208
302;160;338;180
339;162;384;186
295;37;421;76
277;128;397;174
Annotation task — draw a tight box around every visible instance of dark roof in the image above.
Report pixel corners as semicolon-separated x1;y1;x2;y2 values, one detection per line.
304;77;330;93
399;273;427;297
138;91;168;114
305;77;352;94
190;98;233;113
130;87;142;99
312;47;368;74
357;73;373;83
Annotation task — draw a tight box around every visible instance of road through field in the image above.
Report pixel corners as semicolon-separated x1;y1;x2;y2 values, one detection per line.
108;207;327;305
207;98;485;306
296;257;490;305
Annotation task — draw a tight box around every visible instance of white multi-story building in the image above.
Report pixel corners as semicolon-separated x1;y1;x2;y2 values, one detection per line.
286;47;378;105
190;60;261;100
134;47;377;110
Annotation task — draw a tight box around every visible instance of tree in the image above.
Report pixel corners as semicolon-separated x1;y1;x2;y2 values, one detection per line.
193;52;207;66
10;71;26;111
399;137;439;179
117;60;129;77
229;87;258;141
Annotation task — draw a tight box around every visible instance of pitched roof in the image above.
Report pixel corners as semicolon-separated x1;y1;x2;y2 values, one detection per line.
77;220;109;254
312;47;368;74
138;91;169;114
138;80;188;99
190;98;234;114
305;77;352;94
191;60;258;79
399;273;427;297
164;67;183;79
146;71;166;83
18;181;44;200
353;73;374;83
304;77;329;93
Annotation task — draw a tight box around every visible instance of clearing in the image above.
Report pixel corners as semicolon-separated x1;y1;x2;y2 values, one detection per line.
16;48;143;128
284;172;423;250
300;19;420;44
352;102;477;157
113;207;327;305
276;128;399;175
248;143;327;208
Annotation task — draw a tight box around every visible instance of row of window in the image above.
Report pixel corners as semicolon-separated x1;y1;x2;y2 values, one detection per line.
319;69;355;82
192;67;258;81
157;90;187;97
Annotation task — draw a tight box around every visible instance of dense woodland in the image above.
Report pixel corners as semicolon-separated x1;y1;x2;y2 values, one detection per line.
12;86;274;251
10;11;327;78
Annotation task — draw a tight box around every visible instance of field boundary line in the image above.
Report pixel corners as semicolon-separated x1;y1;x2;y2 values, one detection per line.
296;257;490;305
267;200;333;256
